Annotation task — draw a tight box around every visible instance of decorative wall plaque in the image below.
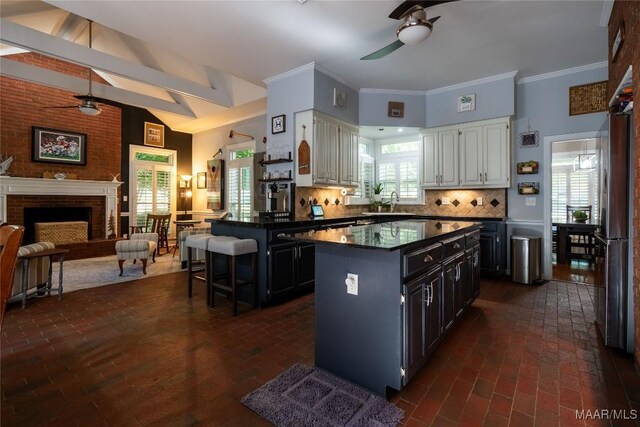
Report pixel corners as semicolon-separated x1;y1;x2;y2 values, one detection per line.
387;101;405;118
569;81;608;116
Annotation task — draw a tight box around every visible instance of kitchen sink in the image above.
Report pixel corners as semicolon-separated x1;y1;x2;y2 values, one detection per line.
361;212;416;216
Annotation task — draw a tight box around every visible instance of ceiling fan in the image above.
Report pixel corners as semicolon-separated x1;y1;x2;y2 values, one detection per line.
361;0;457;60
45;20;113;116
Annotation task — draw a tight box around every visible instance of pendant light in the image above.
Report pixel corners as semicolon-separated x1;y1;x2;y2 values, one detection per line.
573;139;595;172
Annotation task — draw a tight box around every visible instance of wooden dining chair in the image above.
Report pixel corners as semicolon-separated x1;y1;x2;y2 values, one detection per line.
144;213;171;254
1;225;25;326
565;205;594;262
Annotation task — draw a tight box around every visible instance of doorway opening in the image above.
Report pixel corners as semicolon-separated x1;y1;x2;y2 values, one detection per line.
550;137;599;284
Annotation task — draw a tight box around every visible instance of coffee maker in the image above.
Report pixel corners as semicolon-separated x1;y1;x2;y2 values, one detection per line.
266;183;288;213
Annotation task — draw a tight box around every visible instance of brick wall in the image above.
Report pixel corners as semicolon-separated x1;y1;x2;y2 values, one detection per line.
1;53;121;180
608;1;640;369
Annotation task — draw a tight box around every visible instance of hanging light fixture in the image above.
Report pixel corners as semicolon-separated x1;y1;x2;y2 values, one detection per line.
396;8;433;45
573;139;596;172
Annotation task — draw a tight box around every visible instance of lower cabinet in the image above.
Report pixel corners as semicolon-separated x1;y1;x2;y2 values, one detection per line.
467;243;480;302
425;266;442;355
268;242;315;299
403;276;427;383
479;221;506;277
442;253;465;334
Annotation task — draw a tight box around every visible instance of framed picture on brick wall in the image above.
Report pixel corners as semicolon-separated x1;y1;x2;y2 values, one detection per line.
144;122;164;147
32;127;87;166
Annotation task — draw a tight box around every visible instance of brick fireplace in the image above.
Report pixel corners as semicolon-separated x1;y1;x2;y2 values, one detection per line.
0;177;121;242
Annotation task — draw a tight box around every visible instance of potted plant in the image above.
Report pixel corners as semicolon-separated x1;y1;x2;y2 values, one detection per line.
572;210;588;223
372;183;383;202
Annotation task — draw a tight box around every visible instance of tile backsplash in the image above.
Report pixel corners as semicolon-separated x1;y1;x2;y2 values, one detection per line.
294;187;506;220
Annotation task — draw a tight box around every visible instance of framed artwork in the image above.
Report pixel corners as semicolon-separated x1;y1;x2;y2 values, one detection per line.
206;159;225;210
179;179;188;189
388;101;405;118
457;94;476;112
32;127;87;165
196;172;206;189
333;88;347;109
271;114;286;134
520;130;540;148
569;81;607;116
611;21;624;63
144;122;165;147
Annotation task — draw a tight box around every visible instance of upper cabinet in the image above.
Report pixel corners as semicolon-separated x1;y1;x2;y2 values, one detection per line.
296;110;359;188
423;117;511;189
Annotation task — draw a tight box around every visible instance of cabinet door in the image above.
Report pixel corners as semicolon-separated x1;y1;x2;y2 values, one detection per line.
439;129;459;187
459;126;483;186
326;121;340;185
479;232;498;276
314;117;328;184
338;126;350;186
403;276;427;384
454;253;466;320
442;257;456;334
483;122;509;187
425;266;442;356
296;243;315;290
269;243;296;298
470;243;480;300
350;131;359;186
422;133;439;187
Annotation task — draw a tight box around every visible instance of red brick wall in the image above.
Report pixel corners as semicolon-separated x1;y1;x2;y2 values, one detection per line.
0;53;121;180
6;195;106;241
609;1;640;369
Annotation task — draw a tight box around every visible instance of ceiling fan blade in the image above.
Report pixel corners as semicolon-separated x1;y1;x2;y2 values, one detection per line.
428;15;441;24
361;40;405;60
43;105;79;109
389;0;457;19
74;94;122;107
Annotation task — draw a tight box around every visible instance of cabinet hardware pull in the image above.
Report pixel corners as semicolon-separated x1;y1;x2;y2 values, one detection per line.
429;283;434;304
479;173;482;181
425;285;430;306
453;243;461;249
424;255;433;263
484;172;487;181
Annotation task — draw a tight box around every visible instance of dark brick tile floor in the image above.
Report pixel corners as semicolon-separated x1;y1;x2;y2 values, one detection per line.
1;273;639;426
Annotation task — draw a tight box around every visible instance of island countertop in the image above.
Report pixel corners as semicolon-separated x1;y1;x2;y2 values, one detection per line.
285;219;480;251
204;213;417;229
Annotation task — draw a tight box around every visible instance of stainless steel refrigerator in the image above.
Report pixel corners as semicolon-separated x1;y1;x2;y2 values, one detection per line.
594;113;632;351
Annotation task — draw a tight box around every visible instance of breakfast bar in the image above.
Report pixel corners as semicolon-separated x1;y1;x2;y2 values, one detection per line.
286;219;481;396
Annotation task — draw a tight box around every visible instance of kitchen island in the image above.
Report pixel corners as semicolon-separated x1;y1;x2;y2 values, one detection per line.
286;219;481;397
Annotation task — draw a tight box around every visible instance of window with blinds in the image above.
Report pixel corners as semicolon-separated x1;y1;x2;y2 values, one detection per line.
351;155;374;203
551;158;599;224
376;139;423;204
227;143;255;219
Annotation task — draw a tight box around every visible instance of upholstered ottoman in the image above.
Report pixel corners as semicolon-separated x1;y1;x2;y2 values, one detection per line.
115;233;158;276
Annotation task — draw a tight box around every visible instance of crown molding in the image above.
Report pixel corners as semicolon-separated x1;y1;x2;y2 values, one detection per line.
600;0;614;27
314;63;358;91
517;62;608;85
263;62;315;85
425;71;518;95
359;88;425;96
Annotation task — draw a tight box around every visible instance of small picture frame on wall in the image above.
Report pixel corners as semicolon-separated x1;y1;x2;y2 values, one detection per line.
457;93;476;112
144;122;164;147
272;114;286;134
32;127;87;166
196;172;206;189
333;88;347;110
520;130;539;148
388;101;405;118
611;21;624;63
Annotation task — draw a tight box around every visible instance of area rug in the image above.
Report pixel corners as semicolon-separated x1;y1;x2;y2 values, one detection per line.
241;364;404;427
51;253;183;293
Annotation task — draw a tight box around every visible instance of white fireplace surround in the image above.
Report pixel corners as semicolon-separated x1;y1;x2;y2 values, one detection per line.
0;177;121;237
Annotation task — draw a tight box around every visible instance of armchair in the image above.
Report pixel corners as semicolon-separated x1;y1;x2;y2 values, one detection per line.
9;242;56;302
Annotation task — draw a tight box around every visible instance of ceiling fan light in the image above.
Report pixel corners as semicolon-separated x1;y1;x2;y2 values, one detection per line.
79;104;101;116
397;20;432;45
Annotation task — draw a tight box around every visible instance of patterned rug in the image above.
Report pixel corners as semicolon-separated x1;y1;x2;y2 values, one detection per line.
51;252;184;293
242;364;404;427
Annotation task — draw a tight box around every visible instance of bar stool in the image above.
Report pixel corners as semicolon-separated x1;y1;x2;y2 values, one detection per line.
185;234;214;298
207;237;258;316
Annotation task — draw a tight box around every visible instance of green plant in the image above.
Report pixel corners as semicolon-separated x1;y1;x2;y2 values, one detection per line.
372;183;384;194
572;210;588;220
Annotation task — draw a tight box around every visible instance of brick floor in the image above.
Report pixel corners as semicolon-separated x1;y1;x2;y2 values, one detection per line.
1;274;639;426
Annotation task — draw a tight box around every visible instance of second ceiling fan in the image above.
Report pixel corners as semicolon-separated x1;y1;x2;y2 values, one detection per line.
361;0;457;60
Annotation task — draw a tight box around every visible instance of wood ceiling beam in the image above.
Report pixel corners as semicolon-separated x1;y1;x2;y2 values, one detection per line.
0;57;197;118
0;19;232;107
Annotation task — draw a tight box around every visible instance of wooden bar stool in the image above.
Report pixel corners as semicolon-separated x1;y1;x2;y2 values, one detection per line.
185;234;214;298
207;237;258;316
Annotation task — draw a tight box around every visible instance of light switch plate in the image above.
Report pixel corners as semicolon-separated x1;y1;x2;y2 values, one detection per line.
525;197;536;206
123;195;128;202
476;197;483;206
441;197;451;205
346;273;358;296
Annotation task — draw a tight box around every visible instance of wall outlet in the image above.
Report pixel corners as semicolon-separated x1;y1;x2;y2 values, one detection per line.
525;197;536;206
123;195;128;202
308;197;313;205
441;197;451;205
476;197;483;206
345;273;358;296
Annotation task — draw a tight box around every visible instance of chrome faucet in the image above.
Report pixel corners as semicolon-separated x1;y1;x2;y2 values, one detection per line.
389;191;399;212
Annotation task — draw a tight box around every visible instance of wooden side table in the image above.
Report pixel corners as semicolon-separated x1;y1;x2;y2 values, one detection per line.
18;248;69;308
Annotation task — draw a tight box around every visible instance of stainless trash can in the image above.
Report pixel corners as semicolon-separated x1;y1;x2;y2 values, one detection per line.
511;235;541;284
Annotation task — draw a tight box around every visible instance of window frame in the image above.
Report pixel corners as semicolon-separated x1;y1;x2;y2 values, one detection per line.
375;137;424;205
226;141;256;219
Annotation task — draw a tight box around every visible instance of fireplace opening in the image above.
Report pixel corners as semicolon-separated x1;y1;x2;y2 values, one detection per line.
24;207;93;244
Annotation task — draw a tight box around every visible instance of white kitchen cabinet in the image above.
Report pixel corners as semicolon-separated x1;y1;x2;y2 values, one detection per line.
459;118;510;188
422;129;458;188
338;125;359;187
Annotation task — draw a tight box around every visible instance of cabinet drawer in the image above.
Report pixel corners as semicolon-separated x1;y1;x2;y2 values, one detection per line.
479;222;498;233
403;243;442;278
442;235;466;258
465;230;480;246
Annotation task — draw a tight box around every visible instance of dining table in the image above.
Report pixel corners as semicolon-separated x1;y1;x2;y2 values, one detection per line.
554;221;598;264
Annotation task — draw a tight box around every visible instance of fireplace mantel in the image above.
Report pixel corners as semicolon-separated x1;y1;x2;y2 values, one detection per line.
0;176;122;236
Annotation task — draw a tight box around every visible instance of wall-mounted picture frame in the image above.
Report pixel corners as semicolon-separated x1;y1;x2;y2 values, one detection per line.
32;127;87;166
457;93;476;112
520;130;540;148
333;88;347;110
179;179;188;189
388;101;405;118
196;172;206;189
518;182;540;195
207;159;225;210
144;122;164;147
611;21;624;63
271;114;286;134
569;81;608;116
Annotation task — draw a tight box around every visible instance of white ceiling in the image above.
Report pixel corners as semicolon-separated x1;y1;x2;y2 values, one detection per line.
0;0;609;134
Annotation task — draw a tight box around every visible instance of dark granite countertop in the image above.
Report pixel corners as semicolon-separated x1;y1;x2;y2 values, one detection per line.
284;219;480;251
205;213;417;229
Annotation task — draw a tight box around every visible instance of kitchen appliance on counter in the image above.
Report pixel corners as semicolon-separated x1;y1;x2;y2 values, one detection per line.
594;112;633;352
262;183;295;219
